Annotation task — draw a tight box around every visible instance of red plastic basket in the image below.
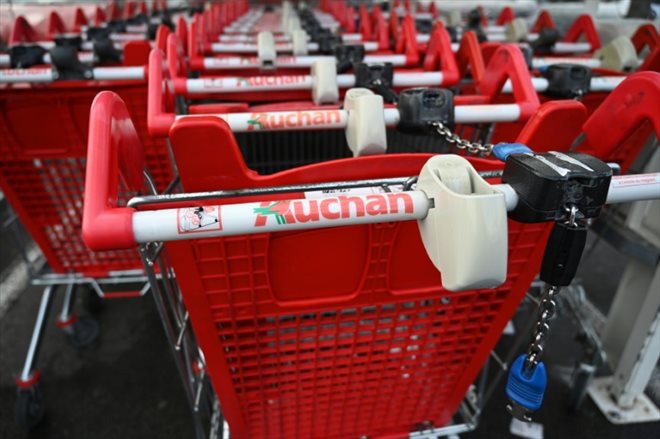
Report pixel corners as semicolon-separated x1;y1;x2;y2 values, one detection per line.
152;115;560;439
0;80;173;277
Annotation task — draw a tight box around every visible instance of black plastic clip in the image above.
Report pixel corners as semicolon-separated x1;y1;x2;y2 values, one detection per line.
54;35;83;50
93;38;122;64
541;64;592;99
502;152;612;223
49;46;93;80
396;88;455;134
530;28;561;54
317;34;343;54
335;44;365;73
86;26;112;42
9;45;47;68
354;62;397;103
415;18;434;34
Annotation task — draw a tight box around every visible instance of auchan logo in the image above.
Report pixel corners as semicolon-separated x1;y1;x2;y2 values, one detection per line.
246;110;342;131
235;75;308;87
253;193;415;227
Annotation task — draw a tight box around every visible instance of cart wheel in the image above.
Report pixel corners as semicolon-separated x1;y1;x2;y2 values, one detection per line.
82;287;104;315
16;384;45;430
67;316;100;348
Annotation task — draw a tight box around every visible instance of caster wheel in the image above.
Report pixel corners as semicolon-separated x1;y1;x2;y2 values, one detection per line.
16;384;45;430
82;287;104;315
67;316;100;348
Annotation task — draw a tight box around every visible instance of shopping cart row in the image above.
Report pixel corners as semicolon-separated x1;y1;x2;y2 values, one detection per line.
1;1;659;438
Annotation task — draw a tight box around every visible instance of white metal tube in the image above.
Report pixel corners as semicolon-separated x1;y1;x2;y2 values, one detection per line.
92;67;145;80
210;41;377;54
502;75;624;94
551;42;592;54
532;57;602;69
363;54;408;66
0;54;9;67
0;68;55;83
502;77;549;93
175;104;522;133
132;191;431;242
110;33;147;42
605;173;660;204
201;54;408;70
185;71;444;94
129;173;660;244
186;75;314;93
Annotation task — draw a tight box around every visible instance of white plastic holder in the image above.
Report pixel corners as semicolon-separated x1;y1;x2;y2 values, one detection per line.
257;32;277;69
292;30;309;56
446;10;462;27
593;36;637;71
506;18;528;43
311;58;339;104
416;155;508;291
343;88;387;157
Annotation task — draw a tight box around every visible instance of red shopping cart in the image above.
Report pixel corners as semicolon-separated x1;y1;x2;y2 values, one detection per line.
0;20;176;429
148;42;540;174
82;90;660;438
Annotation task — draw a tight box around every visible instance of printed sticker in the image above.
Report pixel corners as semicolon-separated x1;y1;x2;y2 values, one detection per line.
177;207;222;234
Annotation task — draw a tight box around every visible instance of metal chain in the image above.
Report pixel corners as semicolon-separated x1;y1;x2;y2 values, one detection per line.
523;205;581;373
432;121;495;156
524;284;558;372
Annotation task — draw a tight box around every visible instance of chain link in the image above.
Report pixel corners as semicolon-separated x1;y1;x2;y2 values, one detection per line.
432;121;495;156
523;205;582;373
524;284;558;372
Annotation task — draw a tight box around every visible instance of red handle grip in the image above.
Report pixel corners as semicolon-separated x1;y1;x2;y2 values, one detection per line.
580;72;660;168
422;22;459;83
480;45;540;120
9;16;39;45
530;10;557;33
147;48;177;137
455;31;485;84
83;92;144;251
563;14;601;51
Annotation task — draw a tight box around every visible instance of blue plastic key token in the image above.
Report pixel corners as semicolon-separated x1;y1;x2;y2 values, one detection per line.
492;143;534;162
506;354;547;412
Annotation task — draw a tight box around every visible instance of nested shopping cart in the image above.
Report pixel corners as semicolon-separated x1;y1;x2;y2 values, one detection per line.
148;42;540;175
82;88;660;438
0;20;176;429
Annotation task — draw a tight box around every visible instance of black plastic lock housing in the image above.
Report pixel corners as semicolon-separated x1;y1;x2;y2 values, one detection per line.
106;20;128;34
354;62;395;100
54;35;83;50
93;38;122;64
541;64;592;99
334;44;365;73
415;18;434;34
318;34;342;54
9;45;47;68
396;88;455;134
49;46;93;80
445;26;459;43
530;28;561;54
466;9;483;28
502;152;612;223
86;26;112;42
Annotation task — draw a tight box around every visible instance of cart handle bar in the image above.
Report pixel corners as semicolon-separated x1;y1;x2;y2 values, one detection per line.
83;93;660;252
115;173;660;247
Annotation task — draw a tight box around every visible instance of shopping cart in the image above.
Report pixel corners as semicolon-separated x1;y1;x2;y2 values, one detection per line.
148;42;540;174
82;89;660;438
0;19;176;429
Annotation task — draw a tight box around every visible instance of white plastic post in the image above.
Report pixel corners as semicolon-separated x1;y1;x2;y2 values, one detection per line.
343;88;388;157
416;155;508;291
311;58;339;104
